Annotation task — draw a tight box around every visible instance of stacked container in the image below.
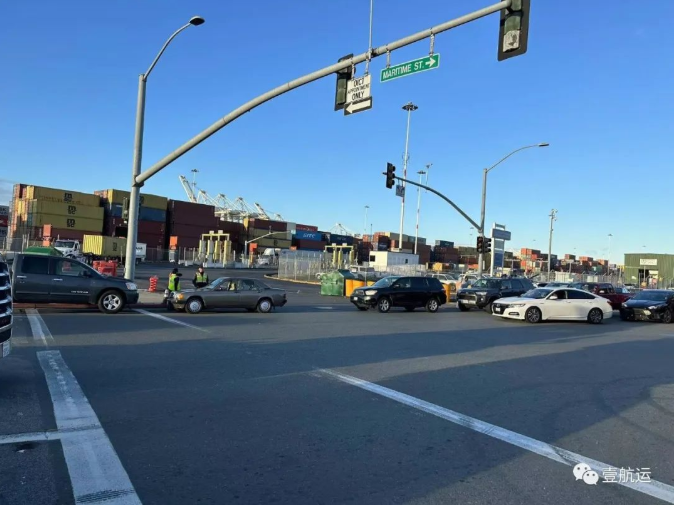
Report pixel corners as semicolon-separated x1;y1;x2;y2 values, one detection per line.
244;218;290;249
0;205;8;243
292;230;326;251
96;189;167;248
11;185;103;241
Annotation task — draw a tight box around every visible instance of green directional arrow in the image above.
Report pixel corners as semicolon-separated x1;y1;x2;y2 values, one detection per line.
380;54;440;83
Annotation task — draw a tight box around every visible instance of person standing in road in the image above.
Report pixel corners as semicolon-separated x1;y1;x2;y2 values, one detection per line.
168;267;182;293
192;266;209;288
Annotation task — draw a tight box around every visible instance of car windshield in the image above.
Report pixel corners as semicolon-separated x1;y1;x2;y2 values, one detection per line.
523;288;553;299
54;240;75;248
372;276;399;288
633;291;671;302
204;278;227;290
471;279;501;289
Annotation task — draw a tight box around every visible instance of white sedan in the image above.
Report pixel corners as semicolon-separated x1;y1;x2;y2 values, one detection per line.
491;287;613;324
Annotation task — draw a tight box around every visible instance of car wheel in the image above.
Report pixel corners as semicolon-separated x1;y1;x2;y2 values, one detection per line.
587;308;603;324
98;290;124;314
662;308;673;324
426;298;440;313
483;300;495;314
405;306;415;312
257;298;273;313
525;307;542;324
377;297;391;313
457;302;470;312
186;297;203;314
357;306;369;311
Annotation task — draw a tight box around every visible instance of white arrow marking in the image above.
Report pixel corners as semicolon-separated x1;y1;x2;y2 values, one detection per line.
425;56;436;67
345;98;372;114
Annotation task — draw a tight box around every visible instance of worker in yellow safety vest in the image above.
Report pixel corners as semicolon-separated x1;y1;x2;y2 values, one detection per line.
192;266;209;288
168;268;182;292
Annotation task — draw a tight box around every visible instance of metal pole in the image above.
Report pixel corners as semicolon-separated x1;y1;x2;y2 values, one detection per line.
547;209;557;278
414;170;425;255
137;1;511;185
365;0;374;75
124;75;146;280
607;233;612;276
478;168;488;276
400;104;411;249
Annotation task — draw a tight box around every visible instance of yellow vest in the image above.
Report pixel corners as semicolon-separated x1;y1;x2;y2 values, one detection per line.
168;273;179;291
195;272;208;283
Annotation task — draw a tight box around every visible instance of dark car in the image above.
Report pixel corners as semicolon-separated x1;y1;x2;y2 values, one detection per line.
619;290;673;323
0;254;12;360
350;276;447;313
11;253;139;314
457;277;535;312
168;277;287;314
569;282;633;310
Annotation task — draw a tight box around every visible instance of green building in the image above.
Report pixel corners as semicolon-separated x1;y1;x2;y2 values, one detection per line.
623;253;674;289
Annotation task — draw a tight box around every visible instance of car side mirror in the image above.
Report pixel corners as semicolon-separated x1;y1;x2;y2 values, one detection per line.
81;270;91;278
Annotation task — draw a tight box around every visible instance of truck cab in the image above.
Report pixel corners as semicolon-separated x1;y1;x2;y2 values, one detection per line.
54;239;82;259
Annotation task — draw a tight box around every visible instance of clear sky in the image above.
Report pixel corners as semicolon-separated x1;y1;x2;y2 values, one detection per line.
1;0;673;263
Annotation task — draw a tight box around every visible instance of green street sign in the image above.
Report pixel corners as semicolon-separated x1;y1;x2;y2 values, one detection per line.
380;54;440;83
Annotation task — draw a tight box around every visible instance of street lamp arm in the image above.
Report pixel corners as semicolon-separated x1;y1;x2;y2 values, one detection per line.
144;22;192;79
485;144;544;173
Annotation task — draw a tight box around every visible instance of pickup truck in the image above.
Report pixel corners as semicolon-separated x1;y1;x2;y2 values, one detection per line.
569;282;633;310
12;253;139;314
0;254;12;360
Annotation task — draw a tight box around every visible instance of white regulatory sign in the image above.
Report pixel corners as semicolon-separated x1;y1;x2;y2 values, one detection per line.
346;74;371;104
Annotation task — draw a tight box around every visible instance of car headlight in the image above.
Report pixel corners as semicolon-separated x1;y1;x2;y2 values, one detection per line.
125;282;137;291
365;290;377;296
175;293;185;300
648;305;657;310
508;303;526;308
621;303;627;308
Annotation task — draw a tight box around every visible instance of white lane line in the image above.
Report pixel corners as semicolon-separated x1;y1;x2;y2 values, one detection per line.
25;308;54;346
38;351;142;505
0;431;62;445
316;307;334;310
133;309;209;333
320;369;675;504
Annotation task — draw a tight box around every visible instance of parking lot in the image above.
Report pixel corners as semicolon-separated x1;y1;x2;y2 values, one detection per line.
0;274;673;504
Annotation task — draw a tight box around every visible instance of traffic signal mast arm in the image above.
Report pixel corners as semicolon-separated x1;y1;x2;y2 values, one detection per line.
384;172;481;231
135;0;513;185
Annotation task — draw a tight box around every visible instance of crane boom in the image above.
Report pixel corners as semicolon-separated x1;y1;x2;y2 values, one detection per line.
179;175;198;203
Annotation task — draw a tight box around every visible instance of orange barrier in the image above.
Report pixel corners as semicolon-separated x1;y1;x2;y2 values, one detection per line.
148;276;159;292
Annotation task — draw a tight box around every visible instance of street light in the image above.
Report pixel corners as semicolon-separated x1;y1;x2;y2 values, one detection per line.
124;16;206;280
477;142;549;276
399;102;418;250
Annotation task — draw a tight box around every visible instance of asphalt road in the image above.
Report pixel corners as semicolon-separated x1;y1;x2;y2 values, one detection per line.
0;277;673;505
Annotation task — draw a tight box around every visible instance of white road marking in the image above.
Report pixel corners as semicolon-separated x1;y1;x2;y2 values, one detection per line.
320;368;675;504
316;307;334;310
0;430;62;445
25;309;54;346
133;309;209;332
38;350;142;505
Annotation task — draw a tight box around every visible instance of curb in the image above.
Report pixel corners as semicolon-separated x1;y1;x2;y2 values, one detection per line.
264;274;320;286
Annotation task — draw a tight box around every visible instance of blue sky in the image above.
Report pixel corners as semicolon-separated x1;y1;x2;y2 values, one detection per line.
1;0;673;262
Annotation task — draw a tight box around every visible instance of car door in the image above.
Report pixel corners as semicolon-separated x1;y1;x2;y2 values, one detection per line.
498;279;518;299
409;277;428;306
565;289;596;319
543;289;570;320
390;277;412;306
13;255;51;303
236;279;259;308
213;279;241;308
49;258;93;304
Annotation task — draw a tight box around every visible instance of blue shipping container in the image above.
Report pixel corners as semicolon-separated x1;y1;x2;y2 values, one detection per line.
105;203;123;217
139;207;167;222
329;234;353;245
294;230;322;241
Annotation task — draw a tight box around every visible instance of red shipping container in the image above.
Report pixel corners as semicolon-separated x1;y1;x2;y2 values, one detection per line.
137;232;165;248
105;217;165;237
42;226;100;241
167;200;216;225
168;222;226;238
0;216;7;227
246;218;286;232
294;239;327;250
295;224;319;232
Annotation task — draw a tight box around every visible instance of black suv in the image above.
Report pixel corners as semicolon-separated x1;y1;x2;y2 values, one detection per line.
350;275;447;313
457;277;534;312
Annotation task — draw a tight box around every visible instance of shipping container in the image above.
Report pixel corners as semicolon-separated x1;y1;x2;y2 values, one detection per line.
0;227;7;239
42;225;100;241
0;205;8;216
295;223;319;232
24;199;104;220
247;228;291;240
328;234;353;245
434;240;453;248
25;214;103;232
103;217;165;236
25;185;101;207
244;218;286;232
294;239;327;251
254;237;292;249
82;235;126;257
138;206;166;222
97;189;167;210
293;230;322;241
0;216;7;228
137;232;165;249
166;200;216;224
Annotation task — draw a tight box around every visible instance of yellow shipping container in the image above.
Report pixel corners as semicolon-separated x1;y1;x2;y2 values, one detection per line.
25;186;101;207
100;189;167;210
26;214;103;232
82;235;126;257
24;200;104;220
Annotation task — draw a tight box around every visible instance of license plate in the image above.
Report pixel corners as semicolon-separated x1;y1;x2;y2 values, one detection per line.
460;299;475;305
494;306;503;314
2;340;10;358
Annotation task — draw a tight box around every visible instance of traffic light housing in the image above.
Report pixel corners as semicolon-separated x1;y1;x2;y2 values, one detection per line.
386;163;396;189
497;0;530;61
334;54;354;111
476;236;484;253
484;238;492;254
122;197;129;223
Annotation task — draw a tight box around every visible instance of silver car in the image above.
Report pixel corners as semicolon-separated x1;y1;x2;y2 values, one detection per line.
168;277;287;314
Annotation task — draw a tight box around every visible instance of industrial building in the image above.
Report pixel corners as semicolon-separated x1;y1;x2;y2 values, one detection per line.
623;253;674;289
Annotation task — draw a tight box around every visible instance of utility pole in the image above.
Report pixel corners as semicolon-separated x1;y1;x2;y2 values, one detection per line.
607;233;613;276
414;169;426;255
399;102;417;250
363;205;369;238
547;209;557;278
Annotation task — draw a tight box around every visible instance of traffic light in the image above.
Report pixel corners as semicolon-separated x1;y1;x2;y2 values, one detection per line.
122;197;129;223
484;238;492;254
386;163;396;189
497;0;530;61
476;236;484;253
334;54;354;111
